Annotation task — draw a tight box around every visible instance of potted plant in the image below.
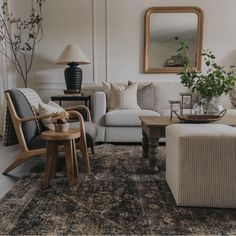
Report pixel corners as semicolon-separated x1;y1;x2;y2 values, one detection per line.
0;0;46;87
51;111;70;132
178;42;236;114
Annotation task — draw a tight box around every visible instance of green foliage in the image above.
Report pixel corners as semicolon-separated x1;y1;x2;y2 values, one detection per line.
178;42;236;101
0;0;46;87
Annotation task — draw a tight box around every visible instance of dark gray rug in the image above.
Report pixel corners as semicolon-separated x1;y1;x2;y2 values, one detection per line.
1;144;236;235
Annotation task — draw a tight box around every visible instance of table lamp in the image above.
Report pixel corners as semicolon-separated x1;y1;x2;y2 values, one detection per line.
56;44;90;94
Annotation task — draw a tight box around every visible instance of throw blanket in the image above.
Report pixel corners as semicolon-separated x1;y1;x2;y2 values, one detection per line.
3;88;42;146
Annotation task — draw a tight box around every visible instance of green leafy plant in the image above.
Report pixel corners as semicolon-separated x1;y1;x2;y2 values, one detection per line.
0;0;46;87
178;41;236;102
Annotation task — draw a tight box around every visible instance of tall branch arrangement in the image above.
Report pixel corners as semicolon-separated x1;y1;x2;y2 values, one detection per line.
0;0;45;87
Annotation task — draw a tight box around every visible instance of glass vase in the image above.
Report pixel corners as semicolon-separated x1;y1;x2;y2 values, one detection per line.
201;97;224;115
192;102;204;115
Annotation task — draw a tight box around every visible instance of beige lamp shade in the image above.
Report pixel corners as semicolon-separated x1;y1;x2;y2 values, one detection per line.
56;44;90;65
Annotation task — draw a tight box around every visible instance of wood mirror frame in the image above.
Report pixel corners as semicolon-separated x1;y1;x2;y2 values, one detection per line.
144;6;204;74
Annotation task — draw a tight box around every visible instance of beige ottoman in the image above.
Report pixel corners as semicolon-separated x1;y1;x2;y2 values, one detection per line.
166;124;236;208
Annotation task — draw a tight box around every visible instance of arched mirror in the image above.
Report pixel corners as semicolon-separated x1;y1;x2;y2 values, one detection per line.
144;6;204;73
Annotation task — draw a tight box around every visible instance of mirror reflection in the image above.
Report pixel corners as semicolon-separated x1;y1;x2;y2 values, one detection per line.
144;7;204;73
150;13;198;68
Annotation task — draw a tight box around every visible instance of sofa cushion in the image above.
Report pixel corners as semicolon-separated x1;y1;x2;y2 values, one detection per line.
110;83;140;110
102;82;127;109
217;94;233;110
105;109;160;127
230;87;236;107
153;82;190;112
8;89;39;149
128;81;154;110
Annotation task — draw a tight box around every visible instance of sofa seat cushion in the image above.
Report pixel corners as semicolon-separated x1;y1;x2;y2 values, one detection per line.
105;109;160;127
29;122;97;150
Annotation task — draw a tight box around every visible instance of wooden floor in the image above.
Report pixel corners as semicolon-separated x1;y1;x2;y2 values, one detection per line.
0;138;41;199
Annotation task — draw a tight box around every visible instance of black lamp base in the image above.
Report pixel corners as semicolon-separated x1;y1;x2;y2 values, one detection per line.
64;62;82;93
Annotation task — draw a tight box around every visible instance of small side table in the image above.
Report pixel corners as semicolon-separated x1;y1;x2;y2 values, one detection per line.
41;129;80;187
51;94;92;112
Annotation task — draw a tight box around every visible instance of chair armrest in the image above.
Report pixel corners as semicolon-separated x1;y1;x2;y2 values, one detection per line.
20;110;85;125
68;110;87;146
93;91;106;126
21;113;54;122
65;105;91;122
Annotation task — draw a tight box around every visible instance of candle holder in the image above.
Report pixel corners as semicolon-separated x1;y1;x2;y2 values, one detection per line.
169;93;193;119
179;92;193;115
169;100;181;119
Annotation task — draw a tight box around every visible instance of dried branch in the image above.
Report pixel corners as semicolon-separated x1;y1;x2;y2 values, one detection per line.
0;0;45;87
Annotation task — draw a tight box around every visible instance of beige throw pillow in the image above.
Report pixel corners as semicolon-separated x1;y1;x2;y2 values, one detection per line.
102;82;112;109
110;83;140;110
102;82;128;109
38;101;65;130
128;81;154;110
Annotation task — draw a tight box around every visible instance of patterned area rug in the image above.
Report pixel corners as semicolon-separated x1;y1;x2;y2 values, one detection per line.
1;144;236;235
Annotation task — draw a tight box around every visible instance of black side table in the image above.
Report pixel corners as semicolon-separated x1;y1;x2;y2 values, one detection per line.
51;94;92;111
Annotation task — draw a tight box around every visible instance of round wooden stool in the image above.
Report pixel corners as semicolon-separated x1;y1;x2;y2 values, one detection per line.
41;129;80;187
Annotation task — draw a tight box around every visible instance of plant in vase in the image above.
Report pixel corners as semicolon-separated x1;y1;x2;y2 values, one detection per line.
51;111;70;132
178;41;236;114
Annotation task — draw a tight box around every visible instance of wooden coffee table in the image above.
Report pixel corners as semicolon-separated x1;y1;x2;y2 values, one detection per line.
139;116;236;171
41;129;80;187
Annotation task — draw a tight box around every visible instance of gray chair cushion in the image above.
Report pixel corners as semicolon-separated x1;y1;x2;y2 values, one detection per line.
7;89;39;148
29;121;97;150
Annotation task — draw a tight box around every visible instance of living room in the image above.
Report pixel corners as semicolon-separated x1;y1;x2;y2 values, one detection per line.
1;0;236;235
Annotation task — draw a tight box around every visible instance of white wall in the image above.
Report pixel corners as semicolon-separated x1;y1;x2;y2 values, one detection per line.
6;0;236;100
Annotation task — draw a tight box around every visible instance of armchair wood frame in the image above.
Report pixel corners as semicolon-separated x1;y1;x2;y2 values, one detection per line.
3;91;92;175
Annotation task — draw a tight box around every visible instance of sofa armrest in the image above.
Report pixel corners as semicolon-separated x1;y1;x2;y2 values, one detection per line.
93;91;106;126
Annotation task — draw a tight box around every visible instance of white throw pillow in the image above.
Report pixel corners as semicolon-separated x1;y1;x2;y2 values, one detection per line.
218;94;233;110
110;83;140;110
128;81;154;110
229;87;236;107
153;82;190;112
38;101;65;130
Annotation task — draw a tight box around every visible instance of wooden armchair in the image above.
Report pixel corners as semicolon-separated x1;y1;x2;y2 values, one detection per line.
3;89;97;175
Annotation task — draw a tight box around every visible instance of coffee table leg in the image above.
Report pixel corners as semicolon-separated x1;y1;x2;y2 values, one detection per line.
142;128;149;159
148;138;159;172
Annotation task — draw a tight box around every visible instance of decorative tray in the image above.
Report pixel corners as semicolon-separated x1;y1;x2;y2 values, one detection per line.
173;110;227;123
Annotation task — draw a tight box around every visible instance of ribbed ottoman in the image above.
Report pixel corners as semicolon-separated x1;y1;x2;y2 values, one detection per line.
166;124;236;208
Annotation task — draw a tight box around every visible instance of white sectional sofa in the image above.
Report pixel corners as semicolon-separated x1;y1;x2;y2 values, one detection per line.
93;81;236;143
93;90;159;142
